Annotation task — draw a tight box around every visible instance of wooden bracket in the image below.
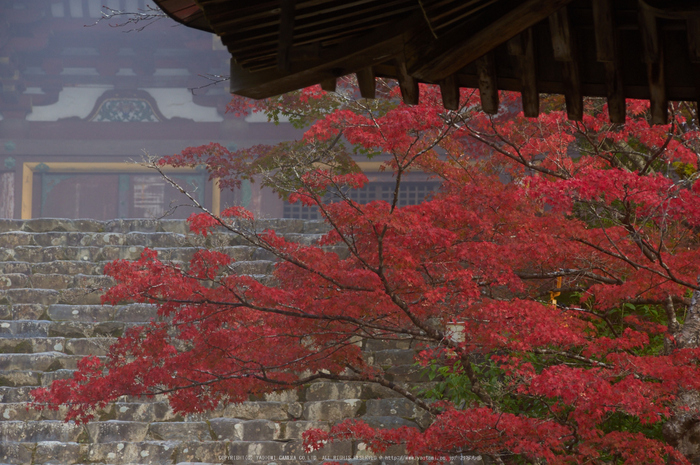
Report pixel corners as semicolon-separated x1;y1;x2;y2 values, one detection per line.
396;60;419;105
277;0;296;73
320;78;337;92
439;74;460;110
475;52;499;114
356;67;376;99
592;0;625;123
639;0;667;124
549;7;582;120
508;29;539;117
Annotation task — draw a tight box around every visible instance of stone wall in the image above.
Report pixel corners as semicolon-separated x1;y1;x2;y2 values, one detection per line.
0;218;434;465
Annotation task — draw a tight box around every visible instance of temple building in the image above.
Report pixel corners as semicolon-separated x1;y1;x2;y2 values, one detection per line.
0;0;307;220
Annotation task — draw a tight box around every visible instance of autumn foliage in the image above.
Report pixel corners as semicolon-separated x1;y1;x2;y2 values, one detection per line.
33;80;700;464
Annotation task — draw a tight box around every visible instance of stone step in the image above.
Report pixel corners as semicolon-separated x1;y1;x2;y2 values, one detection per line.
0;217;327;235
13;217;308;232
0;262;32;275
47;304;157;323
0;274;114;291
0;304;46;321
0;386;36;402
366;349;417;367
0;218;419;465
0;337;116;356
0;275;30;290
0;337;66;354
362;337;418;351
0;321;51;337
0;439;232;464
1;319;130;339
0;288;104;307
0;336;116;356
0;352;91;372
31;261;104;276
0;289;59;306
0;418;337;445
0;369;45;387
0;439;367;464
0;420;85;443
48;321;128;338
1;245;277;268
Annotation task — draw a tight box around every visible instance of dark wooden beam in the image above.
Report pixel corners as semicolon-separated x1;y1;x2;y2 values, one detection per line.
356;67;376;99
592;0;614;62
688;18;700;62
439;74;460;110
508;29;539;118
639;3;667;124
475;52;499;114
691;20;700;113
639;0;700;19
396;60;419;105
548;6;582;120
406;0;573;82
229;17;409;99
549;8;574;61
277;0;296;73
639;2;660;63
603;62;626;124
592;0;625;123
320;78;337;92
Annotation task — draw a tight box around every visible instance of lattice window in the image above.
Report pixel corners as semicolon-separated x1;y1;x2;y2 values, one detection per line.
283;182;439;220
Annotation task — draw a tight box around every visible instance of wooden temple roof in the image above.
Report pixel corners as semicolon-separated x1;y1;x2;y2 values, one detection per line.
153;0;700;124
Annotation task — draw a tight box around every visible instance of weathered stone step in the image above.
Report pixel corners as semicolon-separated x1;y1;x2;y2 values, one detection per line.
366;349;417;367
0;420;85;443
0;403;54;422
1;288;103;307
0;274;115;291
0;336;115;356
0;386;35;402
0;419;339;450
0;304;46;321
0;289;59;306
302;381;401;402
362;337;417;351
0;439;228;464
48;304;157;323
0;370;43;387
33;261;103;276
0;321;51;337
0;352;92;372
0;217;327;234
1;245;278;267
0;337;66;354
0;274;30;290
0;319;140;339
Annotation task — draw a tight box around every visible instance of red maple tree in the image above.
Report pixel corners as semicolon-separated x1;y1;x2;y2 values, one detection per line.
33;80;700;464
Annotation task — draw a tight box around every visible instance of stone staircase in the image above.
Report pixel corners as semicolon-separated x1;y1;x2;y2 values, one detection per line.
0;218;429;465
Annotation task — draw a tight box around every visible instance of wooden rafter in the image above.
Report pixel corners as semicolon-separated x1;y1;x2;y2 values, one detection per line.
440;74;460;111
277;0;296;72
639;1;667;125
592;0;625;123
155;0;700;122
356;67;376;99
475;52;498;114
406;0;573;82
396;60;419;105
508;29;539;118
548;6;582;120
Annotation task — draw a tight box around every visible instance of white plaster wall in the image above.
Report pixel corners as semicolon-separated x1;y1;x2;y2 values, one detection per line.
143;88;223;122
26;85;113;121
